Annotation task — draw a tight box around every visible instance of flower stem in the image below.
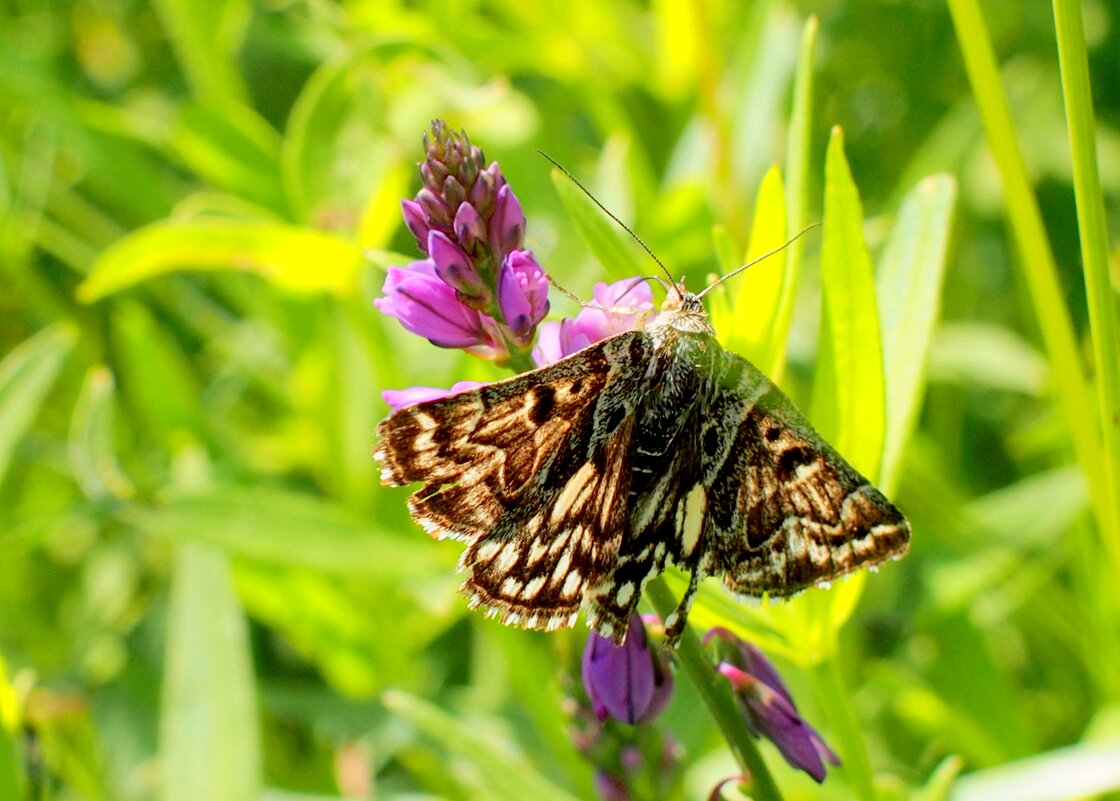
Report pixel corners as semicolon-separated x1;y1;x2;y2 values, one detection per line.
645;578;784;801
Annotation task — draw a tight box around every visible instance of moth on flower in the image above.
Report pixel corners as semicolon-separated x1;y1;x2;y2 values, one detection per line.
375;122;910;644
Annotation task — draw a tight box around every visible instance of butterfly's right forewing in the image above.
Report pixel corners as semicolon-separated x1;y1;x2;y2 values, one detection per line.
702;350;910;598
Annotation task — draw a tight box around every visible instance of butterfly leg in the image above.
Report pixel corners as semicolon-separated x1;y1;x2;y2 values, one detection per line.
662;568;703;645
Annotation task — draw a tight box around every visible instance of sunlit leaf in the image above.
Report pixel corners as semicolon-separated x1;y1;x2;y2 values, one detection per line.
813;126;885;481
78;221;363;301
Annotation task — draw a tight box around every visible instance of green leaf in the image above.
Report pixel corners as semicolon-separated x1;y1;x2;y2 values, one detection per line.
78;221;363;301
813;127;886;481
131;486;446;579
160;543;260;801
151;0;251;107
550;168;646;284
281;55;404;231
109;302;203;450
68;366;135;501
383;690;583;801
949;740;1120;801
0;323;77;488
877;173;956;492
914;756;965;801
172;103;286;215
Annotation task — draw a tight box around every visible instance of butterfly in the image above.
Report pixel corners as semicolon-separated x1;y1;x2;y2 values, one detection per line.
375;285;910;643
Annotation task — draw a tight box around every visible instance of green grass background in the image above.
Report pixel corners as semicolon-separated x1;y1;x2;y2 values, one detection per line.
1;0;1119;799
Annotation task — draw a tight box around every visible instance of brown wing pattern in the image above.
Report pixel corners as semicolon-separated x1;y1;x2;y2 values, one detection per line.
375;331;652;630
702;351;910;598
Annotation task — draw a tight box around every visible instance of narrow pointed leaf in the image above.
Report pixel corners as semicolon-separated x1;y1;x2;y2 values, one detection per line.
160;543;260;801
877;174;956;492
0;323;77;487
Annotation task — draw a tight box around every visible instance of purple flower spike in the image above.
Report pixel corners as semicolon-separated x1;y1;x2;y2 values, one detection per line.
582;613;674;725
489;184;526;256
375;261;495;351
708;630;839;783
400;199;432;253
428;231;489;302
497;250;550;344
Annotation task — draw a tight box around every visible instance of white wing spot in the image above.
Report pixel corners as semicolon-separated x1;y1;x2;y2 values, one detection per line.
501;577;524;597
496;541;520;572
551;462;599;525
476;540;501;562
679;484;707;557
615;582;635;607
521;576;546;600
561;570;583;599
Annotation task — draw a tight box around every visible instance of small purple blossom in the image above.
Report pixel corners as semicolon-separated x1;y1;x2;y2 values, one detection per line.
428;231;490;303
707;629;839;783
533;278;655;366
582;613;674;725
374;261;503;356
489;183;526;255
497;250;550;344
400;199;431;252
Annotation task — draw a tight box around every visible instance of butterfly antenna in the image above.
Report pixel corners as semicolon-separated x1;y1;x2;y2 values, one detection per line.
696;223;821;299
536;149;682;299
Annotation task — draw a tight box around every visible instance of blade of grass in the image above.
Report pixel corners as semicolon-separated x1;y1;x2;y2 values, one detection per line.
946;0;1119;575
160;543;260;801
382;690;583;801
774;14;818;384
1051;0;1120;582
877;174;956;494
0;323;77;488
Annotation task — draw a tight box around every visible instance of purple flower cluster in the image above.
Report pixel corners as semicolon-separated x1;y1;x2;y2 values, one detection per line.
376;121;549;368
707;628;840;783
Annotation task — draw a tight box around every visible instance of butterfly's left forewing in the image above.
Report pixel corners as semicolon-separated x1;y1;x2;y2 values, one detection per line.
377;330;653;631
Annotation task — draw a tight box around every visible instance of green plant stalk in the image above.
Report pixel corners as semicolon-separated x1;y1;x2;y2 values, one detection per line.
646;578;784;801
810;651;876;801
1051;0;1120;575
946;0;1120;574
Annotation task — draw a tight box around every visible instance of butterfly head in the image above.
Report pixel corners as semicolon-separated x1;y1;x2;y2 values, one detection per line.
657;282;713;334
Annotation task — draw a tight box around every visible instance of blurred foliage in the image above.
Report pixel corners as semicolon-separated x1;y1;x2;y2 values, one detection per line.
1;0;1119;800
